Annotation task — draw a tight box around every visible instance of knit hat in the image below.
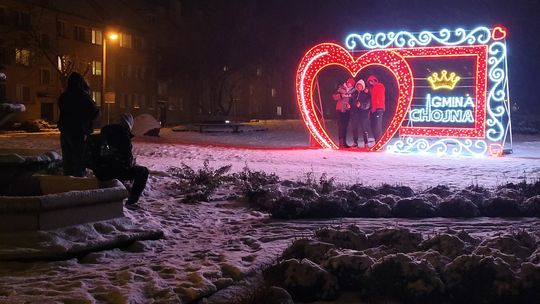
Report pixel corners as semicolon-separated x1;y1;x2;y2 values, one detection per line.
346;78;356;86
119;113;134;131
355;79;366;90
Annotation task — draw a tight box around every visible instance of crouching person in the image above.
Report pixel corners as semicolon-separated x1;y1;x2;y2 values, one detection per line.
90;113;149;207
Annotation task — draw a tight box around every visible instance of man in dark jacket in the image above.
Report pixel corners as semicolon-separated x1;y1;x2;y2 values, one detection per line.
91;113;149;206
57;72;100;176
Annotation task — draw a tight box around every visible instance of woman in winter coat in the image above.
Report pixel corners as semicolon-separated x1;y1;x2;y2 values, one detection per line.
367;75;385;144
350;79;371;148
332;77;355;148
57;72;100;176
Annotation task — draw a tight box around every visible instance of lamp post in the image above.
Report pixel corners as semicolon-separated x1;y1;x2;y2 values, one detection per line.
102;32;118;125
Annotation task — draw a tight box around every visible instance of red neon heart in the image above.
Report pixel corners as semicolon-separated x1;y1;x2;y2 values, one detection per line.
492;26;507;40
296;43;414;151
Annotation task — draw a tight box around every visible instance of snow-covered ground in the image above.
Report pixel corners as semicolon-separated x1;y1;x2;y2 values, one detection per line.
0;120;540;303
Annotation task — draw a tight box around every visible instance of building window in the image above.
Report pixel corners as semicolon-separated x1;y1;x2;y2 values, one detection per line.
118;93;126;108
179;98;184;111
133;36;143;50
168;97;176;111
256;67;262;76
57;55;66;70
92;91;101;107
40;34;50;48
140;95;146;109
249;85;254;96
133;94;140;109
271;88;277;97
15;48;30;66
277;106;282;116
0;47;7;65
120;33;132;48
134;66;141;79
158;82;167;95
14;11;30;29
40;68;51;85
92;61;102;75
74;25;88;42
0;8;6;25
126;94;132;108
92;29;102;45
147;96;154;110
16;84;31;102
57;20;67;37
147;14;156;25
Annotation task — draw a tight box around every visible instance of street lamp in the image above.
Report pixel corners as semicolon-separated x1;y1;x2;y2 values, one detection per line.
102;31;118;125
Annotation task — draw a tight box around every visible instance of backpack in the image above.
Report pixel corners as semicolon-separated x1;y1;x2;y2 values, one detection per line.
84;133;117;170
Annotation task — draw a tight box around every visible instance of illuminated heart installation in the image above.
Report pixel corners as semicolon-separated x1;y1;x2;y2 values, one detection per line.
296;43;414;151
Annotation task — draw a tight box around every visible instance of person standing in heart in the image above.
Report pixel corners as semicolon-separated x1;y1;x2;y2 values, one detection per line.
332;77;355;148
350;79;371;148
367;75;386;144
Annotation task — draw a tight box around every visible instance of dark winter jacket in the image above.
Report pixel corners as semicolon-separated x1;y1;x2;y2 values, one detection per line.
57;72;100;135
91;124;135;180
350;89;371;113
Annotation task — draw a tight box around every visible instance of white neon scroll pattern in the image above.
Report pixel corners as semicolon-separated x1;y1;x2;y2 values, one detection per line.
486;41;507;142
345;27;492;50
387;138;488;157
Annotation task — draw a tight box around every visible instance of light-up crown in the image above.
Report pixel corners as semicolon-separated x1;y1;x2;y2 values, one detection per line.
427;70;461;90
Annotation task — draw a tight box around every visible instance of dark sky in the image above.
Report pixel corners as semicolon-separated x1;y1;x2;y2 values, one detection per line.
184;0;540;112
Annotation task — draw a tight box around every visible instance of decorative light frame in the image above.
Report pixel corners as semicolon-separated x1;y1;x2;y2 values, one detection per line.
296;26;511;157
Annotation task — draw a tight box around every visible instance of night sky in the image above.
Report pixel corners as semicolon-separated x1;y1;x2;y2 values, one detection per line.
183;0;540;113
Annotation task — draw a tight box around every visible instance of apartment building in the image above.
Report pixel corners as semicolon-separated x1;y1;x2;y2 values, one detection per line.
0;0;188;126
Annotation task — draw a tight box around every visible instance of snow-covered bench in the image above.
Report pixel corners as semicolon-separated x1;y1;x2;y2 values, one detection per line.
0;176;127;232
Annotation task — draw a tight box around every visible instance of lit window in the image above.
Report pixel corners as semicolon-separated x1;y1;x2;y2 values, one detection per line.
92;29;102;45
256;67;262;76
277;106;282;116
119;33;132;48
92;61;102;75
57;55;71;71
92;91;102;107
271;88;277;97
15;48;30;66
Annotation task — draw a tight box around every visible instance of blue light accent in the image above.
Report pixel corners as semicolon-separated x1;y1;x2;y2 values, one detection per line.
345;26;491;50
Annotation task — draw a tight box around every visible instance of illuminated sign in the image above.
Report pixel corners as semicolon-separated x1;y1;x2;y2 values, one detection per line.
296;26;511;156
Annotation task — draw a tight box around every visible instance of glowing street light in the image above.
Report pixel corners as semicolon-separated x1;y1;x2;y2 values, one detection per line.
102;31;118;125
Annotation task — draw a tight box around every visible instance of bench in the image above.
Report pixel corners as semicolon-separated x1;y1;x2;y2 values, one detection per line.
194;123;244;133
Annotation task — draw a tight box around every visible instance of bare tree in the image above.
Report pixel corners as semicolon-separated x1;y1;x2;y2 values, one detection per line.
0;4;90;88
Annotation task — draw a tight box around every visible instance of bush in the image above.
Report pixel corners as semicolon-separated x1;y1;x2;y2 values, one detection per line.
232;165;280;202
168;160;231;201
393;198;436;218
